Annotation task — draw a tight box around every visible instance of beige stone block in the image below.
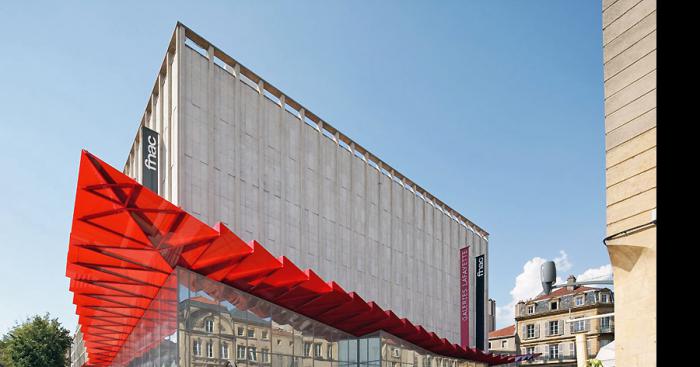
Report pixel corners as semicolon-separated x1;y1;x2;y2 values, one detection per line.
608;249;656;366
604;50;656;99
604;31;656;81
605;70;655;116
603;0;618;11
606;127;655;164
606;168;655;206
605;89;656;133
606;146;656;185
603;0;643;28
603;0;656;45
605;108;655;150
606;188;656;224
606;208;654;235
604;10;656;62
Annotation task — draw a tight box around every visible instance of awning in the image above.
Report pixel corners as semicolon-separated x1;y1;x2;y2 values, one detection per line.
66;150;517;366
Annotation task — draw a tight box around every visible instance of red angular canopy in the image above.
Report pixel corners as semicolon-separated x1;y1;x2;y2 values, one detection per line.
67;150;517;366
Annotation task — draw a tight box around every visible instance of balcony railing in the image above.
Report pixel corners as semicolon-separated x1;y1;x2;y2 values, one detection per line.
523;352;597;364
598;318;615;333
569;320;590;334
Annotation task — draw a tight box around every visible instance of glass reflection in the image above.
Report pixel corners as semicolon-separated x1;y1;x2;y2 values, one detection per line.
109;267;487;367
111;271;179;367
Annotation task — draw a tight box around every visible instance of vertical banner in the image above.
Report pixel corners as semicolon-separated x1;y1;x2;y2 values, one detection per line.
475;254;485;350
459;246;469;348
141;126;159;193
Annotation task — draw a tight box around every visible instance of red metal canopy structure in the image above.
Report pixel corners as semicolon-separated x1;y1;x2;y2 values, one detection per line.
66;150;519;366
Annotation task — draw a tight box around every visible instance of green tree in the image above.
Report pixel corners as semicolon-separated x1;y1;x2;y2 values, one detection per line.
0;313;71;367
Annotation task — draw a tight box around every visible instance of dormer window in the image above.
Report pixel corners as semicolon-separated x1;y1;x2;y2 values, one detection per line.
205;318;214;333
527;305;535;314
601;293;610;303
575;296;584;306
550;301;559;310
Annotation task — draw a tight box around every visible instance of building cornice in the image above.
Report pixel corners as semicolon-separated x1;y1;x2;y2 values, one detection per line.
515;303;614;322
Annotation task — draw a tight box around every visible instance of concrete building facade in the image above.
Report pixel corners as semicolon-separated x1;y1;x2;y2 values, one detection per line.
487;300;496;333
487;326;518;367
121;23;490;347
514;277;614;366
602;0;656;365
70;326;87;367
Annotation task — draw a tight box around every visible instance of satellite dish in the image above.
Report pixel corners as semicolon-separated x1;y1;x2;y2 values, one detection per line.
541;261;557;295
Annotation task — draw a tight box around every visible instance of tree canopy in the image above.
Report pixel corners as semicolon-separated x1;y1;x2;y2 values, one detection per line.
0;314;72;367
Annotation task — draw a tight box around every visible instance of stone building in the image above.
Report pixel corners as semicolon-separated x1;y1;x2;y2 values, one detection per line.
488;325;518;355
601;0;656;365
514;276;614;366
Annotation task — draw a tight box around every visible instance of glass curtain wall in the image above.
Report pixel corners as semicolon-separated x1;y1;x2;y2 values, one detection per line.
111;271;179;367
109;267;486;367
178;266;373;367
177;267;486;367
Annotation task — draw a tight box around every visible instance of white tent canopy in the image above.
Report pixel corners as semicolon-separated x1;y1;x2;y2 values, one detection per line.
595;340;615;367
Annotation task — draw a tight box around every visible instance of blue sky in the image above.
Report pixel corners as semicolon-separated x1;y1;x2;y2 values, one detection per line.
0;1;607;333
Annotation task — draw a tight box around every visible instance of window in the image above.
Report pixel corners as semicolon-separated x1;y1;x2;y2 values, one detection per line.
327;345;333;359
303;342;312;357
501;340;508;348
262;348;270;363
548;320;559;336
205;319;214;333
601;293;610;303
248;347;257;362
526;347;535;355
526;324;535;339
262;330;269;340
314;343;322;358
527;305;535;314
237;327;245;337
237;345;247;360
587;340;593;356
488;342;492;349
193;340;201;356
550;301;558;310
569;342;576;357
392;347;400;358
575;296;584;306
600;316;612;331
571;319;587;333
548;344;559;359
207;342;213;358
222;343;229;359
247;328;255;338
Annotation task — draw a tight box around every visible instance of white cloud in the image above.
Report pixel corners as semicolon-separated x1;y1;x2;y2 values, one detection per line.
495;251;612;328
496;254;565;329
553;250;572;273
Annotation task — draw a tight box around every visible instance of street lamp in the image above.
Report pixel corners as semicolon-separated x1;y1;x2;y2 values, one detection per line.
540;261;613;295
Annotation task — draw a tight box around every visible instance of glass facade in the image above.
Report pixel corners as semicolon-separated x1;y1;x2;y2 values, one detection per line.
111;271;179;367
109;267;486;367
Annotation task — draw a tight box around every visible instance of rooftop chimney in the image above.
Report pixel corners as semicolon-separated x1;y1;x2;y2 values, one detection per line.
566;275;577;290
